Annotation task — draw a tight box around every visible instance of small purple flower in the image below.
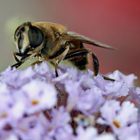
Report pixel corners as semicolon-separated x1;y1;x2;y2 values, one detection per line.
97;100;139;139
45;107;73;140
21;80;57;114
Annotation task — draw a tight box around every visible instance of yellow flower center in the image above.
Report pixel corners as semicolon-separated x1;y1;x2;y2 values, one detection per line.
32;99;39;105
113;119;121;128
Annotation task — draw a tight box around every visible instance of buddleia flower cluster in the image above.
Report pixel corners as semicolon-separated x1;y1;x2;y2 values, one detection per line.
0;62;139;140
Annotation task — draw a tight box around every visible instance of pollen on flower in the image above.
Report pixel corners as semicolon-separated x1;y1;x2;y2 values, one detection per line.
112;119;121;128
0;62;139;140
31;99;39;105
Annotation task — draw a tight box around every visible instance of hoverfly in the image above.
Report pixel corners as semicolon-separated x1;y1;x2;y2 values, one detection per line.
12;21;114;80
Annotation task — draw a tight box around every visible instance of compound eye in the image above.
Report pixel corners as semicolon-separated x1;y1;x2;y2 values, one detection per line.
28;26;44;48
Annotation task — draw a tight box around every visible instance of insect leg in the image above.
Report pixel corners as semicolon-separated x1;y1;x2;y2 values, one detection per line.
12;51;37;69
11;52;24;68
13;52;29;62
50;44;70;77
13;52;20;62
49;61;59;77
91;52;99;76
11;61;23;68
103;76;115;81
90;52;115;81
55;67;59;77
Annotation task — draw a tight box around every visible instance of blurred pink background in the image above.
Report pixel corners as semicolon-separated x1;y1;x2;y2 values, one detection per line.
0;0;140;77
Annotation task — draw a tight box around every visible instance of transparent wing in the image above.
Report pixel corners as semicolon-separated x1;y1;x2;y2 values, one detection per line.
66;31;115;50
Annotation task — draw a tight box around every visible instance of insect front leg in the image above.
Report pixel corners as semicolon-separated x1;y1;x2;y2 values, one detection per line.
13;52;21;62
11;52;36;69
11;61;23;68
50;44;70;77
11;52;24;68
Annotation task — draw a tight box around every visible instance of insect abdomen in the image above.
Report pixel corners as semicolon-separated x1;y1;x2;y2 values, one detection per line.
69;55;88;70
64;43;89;70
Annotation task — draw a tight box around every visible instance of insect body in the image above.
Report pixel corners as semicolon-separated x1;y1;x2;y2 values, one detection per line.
12;21;114;78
